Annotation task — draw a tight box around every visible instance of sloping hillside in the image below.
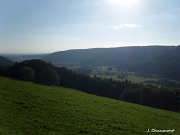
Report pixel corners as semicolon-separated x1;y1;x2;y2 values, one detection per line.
123;46;180;81
3;54;45;62
41;46;173;66
41;48;107;66
0;77;179;135
0;56;14;66
81;46;174;66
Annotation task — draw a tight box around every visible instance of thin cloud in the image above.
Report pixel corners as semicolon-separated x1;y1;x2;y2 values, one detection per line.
109;24;142;29
124;24;141;28
114;25;123;29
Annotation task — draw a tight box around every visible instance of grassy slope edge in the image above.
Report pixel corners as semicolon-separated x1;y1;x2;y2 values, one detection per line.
0;76;179;135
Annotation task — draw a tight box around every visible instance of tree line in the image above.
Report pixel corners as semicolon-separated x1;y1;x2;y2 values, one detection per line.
0;59;180;112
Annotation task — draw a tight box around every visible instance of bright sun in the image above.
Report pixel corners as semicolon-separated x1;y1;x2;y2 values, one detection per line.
111;0;137;6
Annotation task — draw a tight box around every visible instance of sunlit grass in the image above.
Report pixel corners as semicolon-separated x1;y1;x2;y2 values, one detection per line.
0;76;179;135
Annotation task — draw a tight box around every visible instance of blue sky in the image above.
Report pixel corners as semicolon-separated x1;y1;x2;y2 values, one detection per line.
1;0;180;53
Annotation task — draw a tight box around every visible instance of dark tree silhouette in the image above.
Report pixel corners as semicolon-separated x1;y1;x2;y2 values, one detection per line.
41;68;60;86
19;67;35;81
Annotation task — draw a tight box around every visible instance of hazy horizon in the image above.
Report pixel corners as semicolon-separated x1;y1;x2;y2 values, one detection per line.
1;45;179;55
1;0;180;53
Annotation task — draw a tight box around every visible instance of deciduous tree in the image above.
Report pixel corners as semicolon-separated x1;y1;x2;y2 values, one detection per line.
19;67;35;81
40;68;60;86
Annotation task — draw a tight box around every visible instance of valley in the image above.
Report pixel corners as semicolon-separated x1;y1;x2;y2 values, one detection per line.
1;46;180;134
1;0;180;134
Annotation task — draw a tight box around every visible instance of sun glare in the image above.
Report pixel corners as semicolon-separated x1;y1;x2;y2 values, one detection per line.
111;0;137;6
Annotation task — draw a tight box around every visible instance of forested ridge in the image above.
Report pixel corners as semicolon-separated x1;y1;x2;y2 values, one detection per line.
0;56;14;66
41;46;173;66
81;46;174;66
41;48;107;66
0;59;180;112
122;46;180;81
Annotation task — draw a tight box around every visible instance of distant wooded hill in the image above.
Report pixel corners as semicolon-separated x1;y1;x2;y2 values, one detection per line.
41;46;180;81
41;48;107;66
122;46;180;81
0;56;14;66
3;54;45;62
2;46;179;81
41;46;174;66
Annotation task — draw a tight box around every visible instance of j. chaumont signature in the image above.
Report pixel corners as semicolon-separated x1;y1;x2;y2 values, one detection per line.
147;129;175;133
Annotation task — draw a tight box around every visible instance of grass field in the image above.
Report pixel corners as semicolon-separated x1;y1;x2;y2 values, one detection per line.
96;75;158;83
96;66;117;72
126;76;159;83
94;75;123;81
0;76;179;135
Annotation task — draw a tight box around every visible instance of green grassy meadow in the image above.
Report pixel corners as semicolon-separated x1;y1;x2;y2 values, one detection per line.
96;75;158;83
0;76;179;135
94;75;122;81
126;76;159;83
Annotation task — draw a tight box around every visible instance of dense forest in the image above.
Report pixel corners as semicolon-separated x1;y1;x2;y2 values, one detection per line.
0;59;180;112
41;48;107;66
122;46;180;81
40;46;180;82
41;46;173;67
80;46;174;66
